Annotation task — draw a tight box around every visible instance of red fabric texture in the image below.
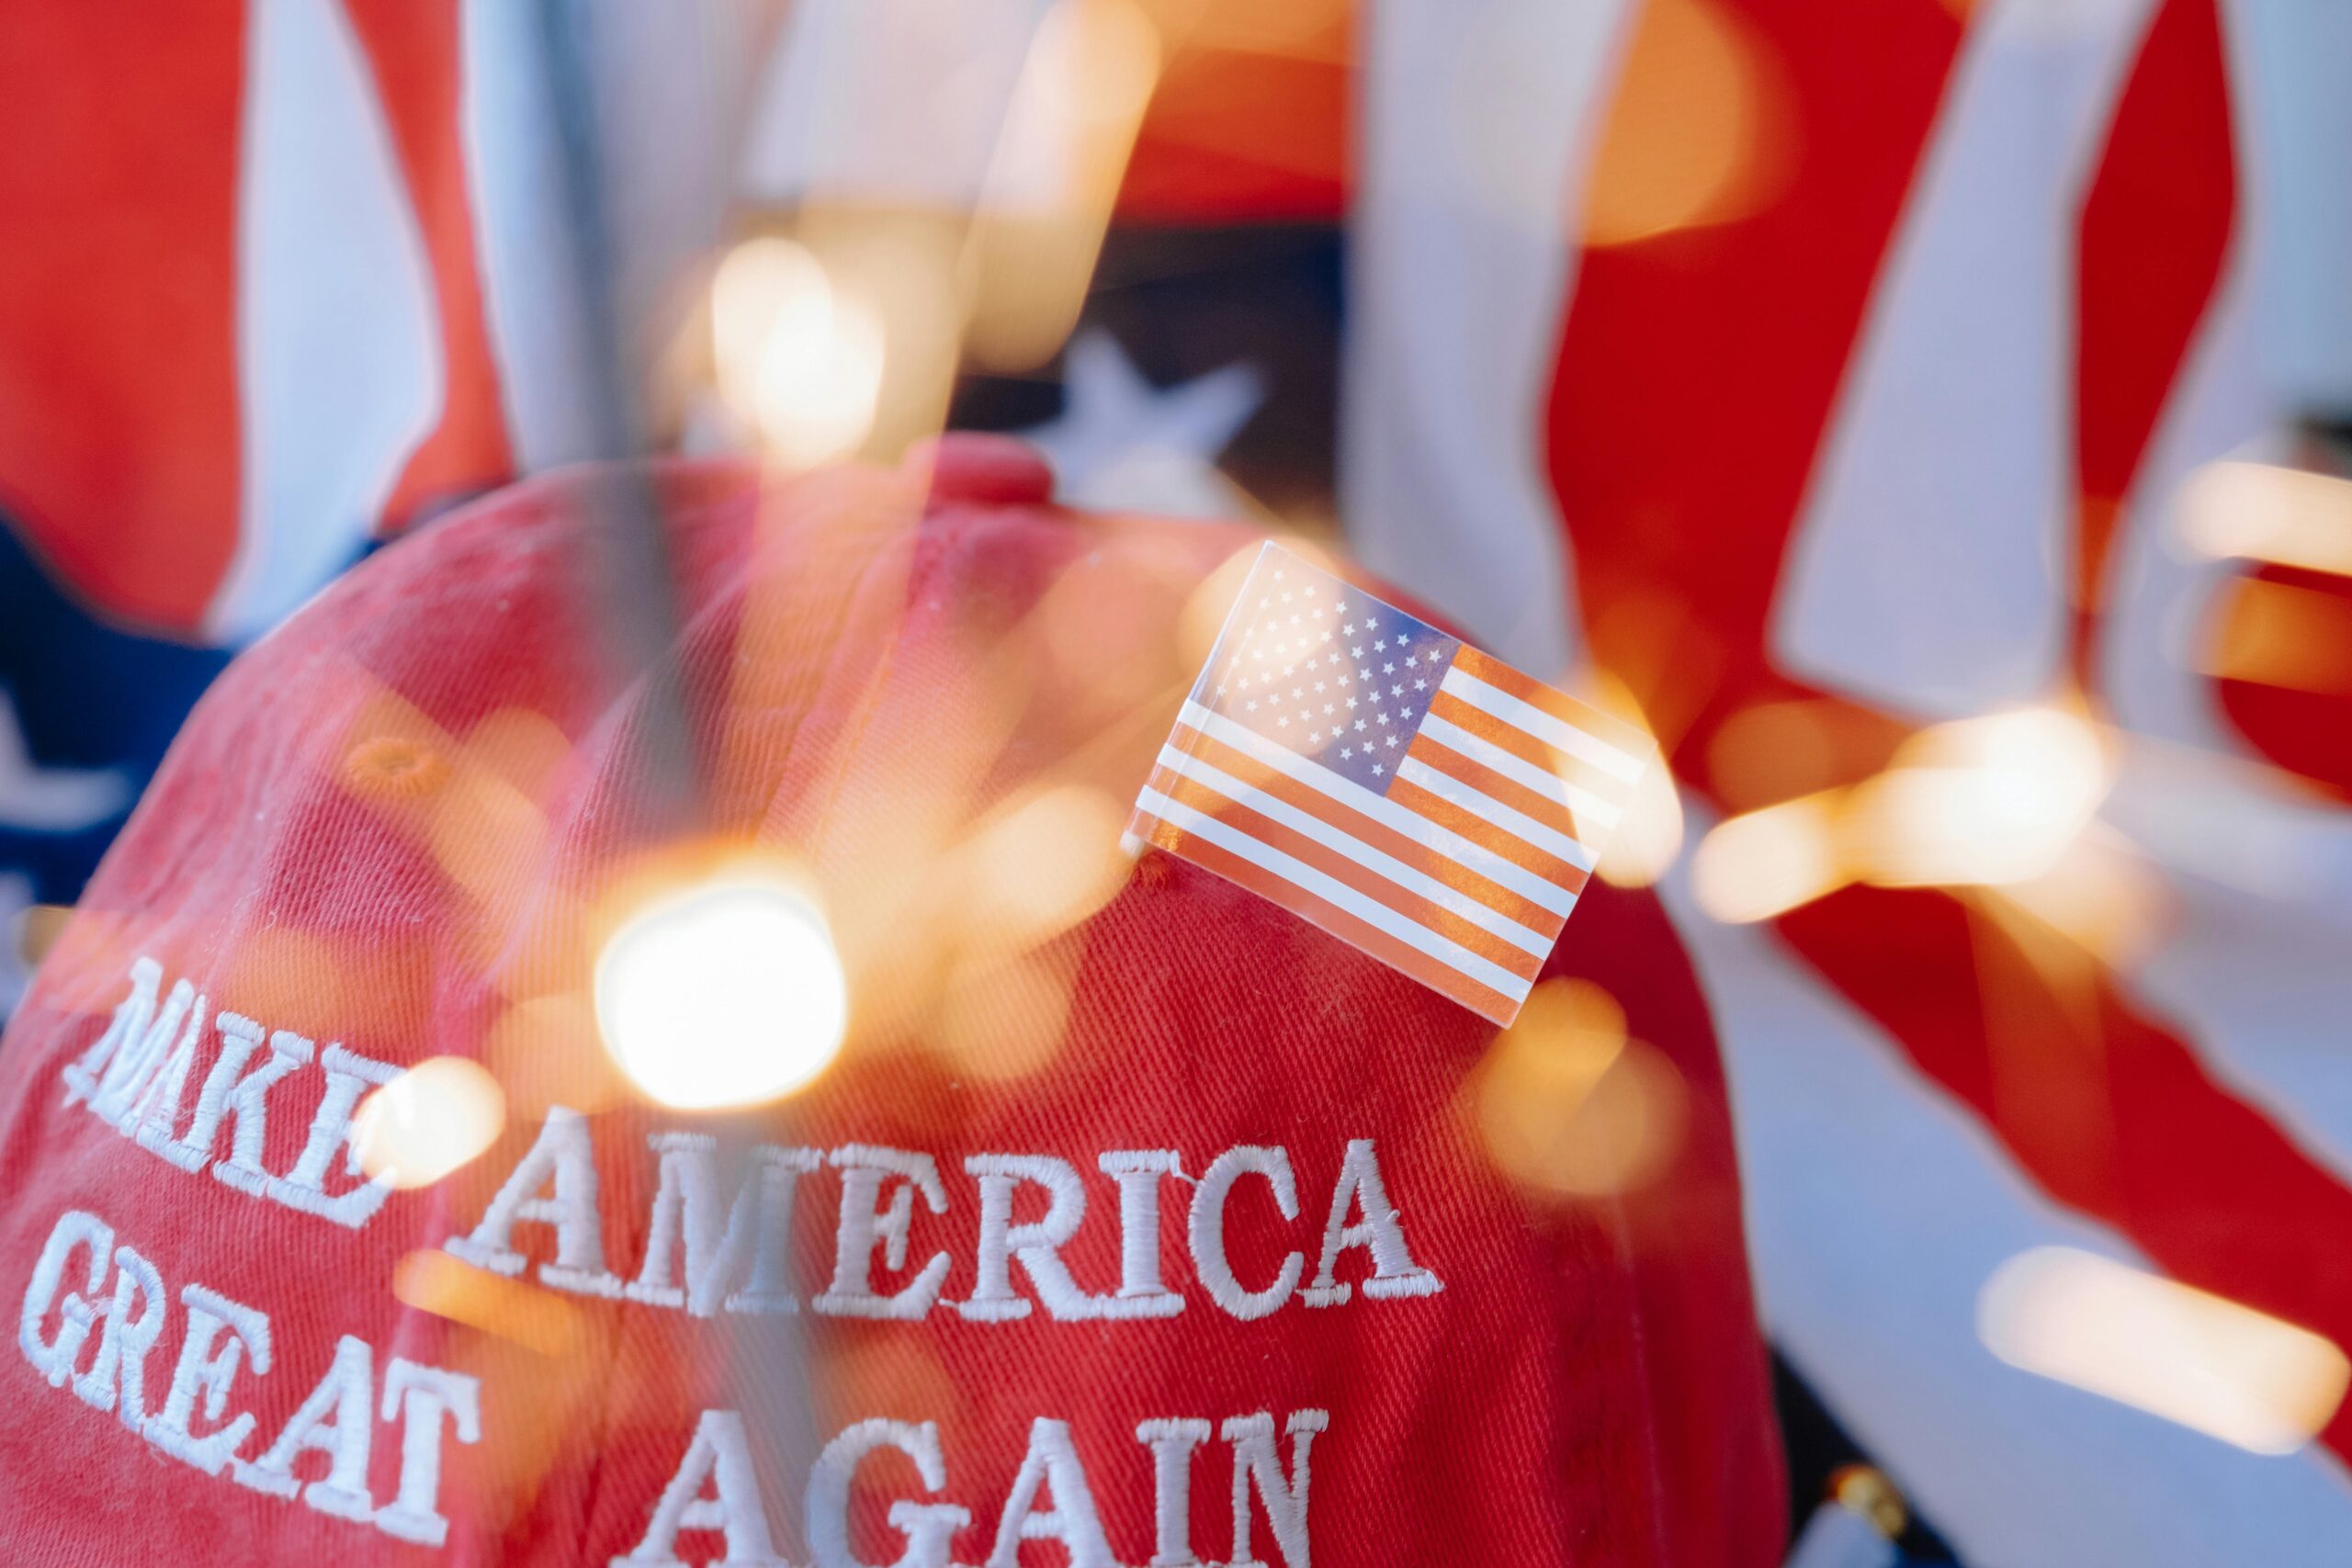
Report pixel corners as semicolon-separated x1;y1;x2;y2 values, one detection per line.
0;0;247;629
0;445;1781;1565
0;0;514;635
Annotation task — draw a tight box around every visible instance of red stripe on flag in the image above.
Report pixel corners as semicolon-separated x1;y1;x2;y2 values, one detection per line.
1173;722;1572;929
1134;812;1524;1022
1779;886;2352;1459
0;0;247;632
2071;0;2237;677
344;0;518;525
1546;0;1969;739
1382;774;1593;894
1427;687;1630;807
1405;734;1591;846
1146;764;1547;980
1449;646;1651;758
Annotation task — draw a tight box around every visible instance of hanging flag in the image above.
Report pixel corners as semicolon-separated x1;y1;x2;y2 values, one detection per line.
1340;0;2352;1562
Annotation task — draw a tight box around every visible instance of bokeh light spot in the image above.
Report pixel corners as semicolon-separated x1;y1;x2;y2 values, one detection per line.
1582;0;1792;246
594;876;849;1110
711;237;887;467
1848;706;2109;888
1472;978;1687;1198
354;1056;506;1190
1980;1247;2350;1455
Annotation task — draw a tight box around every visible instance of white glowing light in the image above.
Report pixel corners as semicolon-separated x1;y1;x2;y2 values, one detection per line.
353;1056;506;1190
1980;1247;2349;1455
594;877;849;1110
1849;706;2110;888
2180;459;2352;577
1690;792;1847;924
710;238;886;467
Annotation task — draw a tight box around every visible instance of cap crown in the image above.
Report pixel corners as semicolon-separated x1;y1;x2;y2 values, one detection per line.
0;446;1781;1566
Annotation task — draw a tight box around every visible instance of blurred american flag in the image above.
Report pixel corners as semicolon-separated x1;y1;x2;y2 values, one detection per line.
8;1;2352;1562
1344;0;2352;1563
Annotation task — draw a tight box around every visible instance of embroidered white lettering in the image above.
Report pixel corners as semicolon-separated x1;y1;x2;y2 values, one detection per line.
1189;1147;1304;1321
612;1408;789;1567
378;1358;485;1547
232;1333;377;1520
805;1418;968;1568
1136;1417;1212;1568
74;1245;166;1430
612;1405;1340;1568
1300;1139;1442;1306
148;1283;274;1475
445;1105;624;1297
60;960;415;1235
628;1135;819;1317
956;1155;1107;1323
268;1043;401;1228
17;1205;489;1545
1100;1152;1185;1320
17;1207;110;1387
128;1005;206;1158
1223;1410;1328;1568
210;1028;316;1196
813;1145;951;1320
983;1417;1120;1568
61;958;199;1127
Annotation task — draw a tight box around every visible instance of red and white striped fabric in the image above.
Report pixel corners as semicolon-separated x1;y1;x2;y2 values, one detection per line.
1126;546;1648;1024
1345;0;2352;1562
0;0;769;643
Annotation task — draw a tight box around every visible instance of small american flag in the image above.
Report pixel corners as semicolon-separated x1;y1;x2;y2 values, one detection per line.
1126;543;1650;1025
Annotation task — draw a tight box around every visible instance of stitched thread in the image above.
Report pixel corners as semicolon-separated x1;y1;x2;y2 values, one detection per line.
611;1408;790;1567
1300;1139;1443;1306
231;1333;376;1521
806;1418;968;1568
1223;1409;1329;1568
980;1417;1119;1568
1136;1417;1213;1567
148;1283;274;1476
813;1145;951;1320
446;1105;625;1297
1188;1147;1304;1321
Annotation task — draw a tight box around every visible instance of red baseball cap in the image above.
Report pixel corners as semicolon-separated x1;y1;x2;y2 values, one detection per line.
0;436;1783;1565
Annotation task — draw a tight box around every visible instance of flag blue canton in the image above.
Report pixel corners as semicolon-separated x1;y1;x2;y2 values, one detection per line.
1195;553;1459;795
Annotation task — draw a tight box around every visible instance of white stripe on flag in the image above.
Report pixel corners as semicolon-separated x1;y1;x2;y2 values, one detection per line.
1769;0;2157;720
1136;787;1536;1002
1439;667;1648;783
1178;702;1583;906
1393;757;1592;869
1158;746;1555;954
1340;0;1632;682
1416;714;1626;829
209;0;440;641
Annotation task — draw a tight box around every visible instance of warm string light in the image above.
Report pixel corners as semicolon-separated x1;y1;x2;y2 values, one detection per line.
1469;978;1687;1199
703;0;1166;468
2180;459;2352;578
1577;0;1792;246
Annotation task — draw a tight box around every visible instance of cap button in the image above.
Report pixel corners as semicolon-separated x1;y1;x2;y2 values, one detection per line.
907;433;1057;507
